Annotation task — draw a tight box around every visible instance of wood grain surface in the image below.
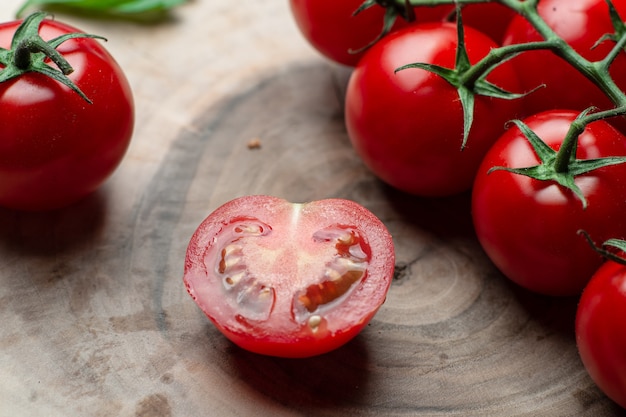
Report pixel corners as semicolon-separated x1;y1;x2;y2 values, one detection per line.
1;1;625;416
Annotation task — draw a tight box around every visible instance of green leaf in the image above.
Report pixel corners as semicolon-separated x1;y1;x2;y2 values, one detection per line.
16;0;187;19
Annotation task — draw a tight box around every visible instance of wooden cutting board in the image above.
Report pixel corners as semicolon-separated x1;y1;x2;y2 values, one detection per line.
0;1;624;416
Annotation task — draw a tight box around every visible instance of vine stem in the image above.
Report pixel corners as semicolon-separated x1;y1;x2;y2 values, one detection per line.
554;106;626;172
396;0;626;109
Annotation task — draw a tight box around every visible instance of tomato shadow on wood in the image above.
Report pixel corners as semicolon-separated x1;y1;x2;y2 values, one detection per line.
382;185;476;240
0;188;107;256
507;279;579;339
227;334;372;413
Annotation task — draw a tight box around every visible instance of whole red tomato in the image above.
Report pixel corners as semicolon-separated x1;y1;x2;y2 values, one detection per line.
0;13;134;211
503;0;626;123
345;22;522;196
183;195;395;358
472;110;626;296
576;260;626;408
289;0;408;66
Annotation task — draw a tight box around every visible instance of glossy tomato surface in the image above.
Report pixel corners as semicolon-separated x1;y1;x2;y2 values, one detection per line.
435;2;517;43
0;17;134;211
183;195;395;358
576;260;626;409
345;22;522;196
472;110;626;296
289;0;408;66
503;0;626;123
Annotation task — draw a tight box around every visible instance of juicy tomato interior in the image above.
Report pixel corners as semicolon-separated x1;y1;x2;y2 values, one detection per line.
183;196;395;358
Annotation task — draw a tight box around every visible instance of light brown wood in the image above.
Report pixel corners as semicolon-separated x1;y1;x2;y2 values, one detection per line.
0;1;624;416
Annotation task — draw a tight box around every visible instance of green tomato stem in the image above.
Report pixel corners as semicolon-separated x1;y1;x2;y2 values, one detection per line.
14;37;74;74
399;0;626;176
402;0;626;108
458;40;556;87
554;106;626;173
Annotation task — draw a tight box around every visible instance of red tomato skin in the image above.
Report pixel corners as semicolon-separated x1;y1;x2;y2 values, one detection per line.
503;0;626;124
288;0;462;67
0;19;134;211
436;3;517;44
345;22;522;196
472;110;626;296
289;0;408;66
183;196;395;358
576;260;626;408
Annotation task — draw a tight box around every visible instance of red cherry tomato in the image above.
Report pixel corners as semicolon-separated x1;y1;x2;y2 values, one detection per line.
437;3;517;44
472;110;626;296
289;0;409;66
576;260;626;408
503;0;626;124
0;15;134;211
345;22;522;196
183;195;395;358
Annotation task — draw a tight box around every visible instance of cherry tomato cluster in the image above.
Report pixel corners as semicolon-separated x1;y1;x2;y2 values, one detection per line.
291;0;626;407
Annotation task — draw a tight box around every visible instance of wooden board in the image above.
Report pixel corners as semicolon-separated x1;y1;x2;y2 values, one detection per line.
0;1;624;416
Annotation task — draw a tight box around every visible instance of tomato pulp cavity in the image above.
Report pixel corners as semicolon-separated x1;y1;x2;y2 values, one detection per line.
183;196;395;358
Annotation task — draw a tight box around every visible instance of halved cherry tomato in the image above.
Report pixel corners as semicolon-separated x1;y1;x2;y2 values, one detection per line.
183;195;395;358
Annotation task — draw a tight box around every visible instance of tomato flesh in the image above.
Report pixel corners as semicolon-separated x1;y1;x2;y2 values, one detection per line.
183;196;395;358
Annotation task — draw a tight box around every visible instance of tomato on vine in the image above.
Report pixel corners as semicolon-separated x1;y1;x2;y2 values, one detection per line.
289;1;518;66
345;20;523;196
576;258;626;409
287;0;445;67
183;195;395;358
289;0;411;66
0;12;134;211
472;110;626;296
503;0;626;126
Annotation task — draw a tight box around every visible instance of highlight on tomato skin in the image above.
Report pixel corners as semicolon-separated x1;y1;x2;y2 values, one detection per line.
0;14;134;211
183;195;395;358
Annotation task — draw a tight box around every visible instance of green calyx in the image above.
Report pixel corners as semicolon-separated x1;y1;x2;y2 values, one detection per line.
488;107;626;210
349;0;414;54
0;11;106;104
395;6;529;150
579;230;626;265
